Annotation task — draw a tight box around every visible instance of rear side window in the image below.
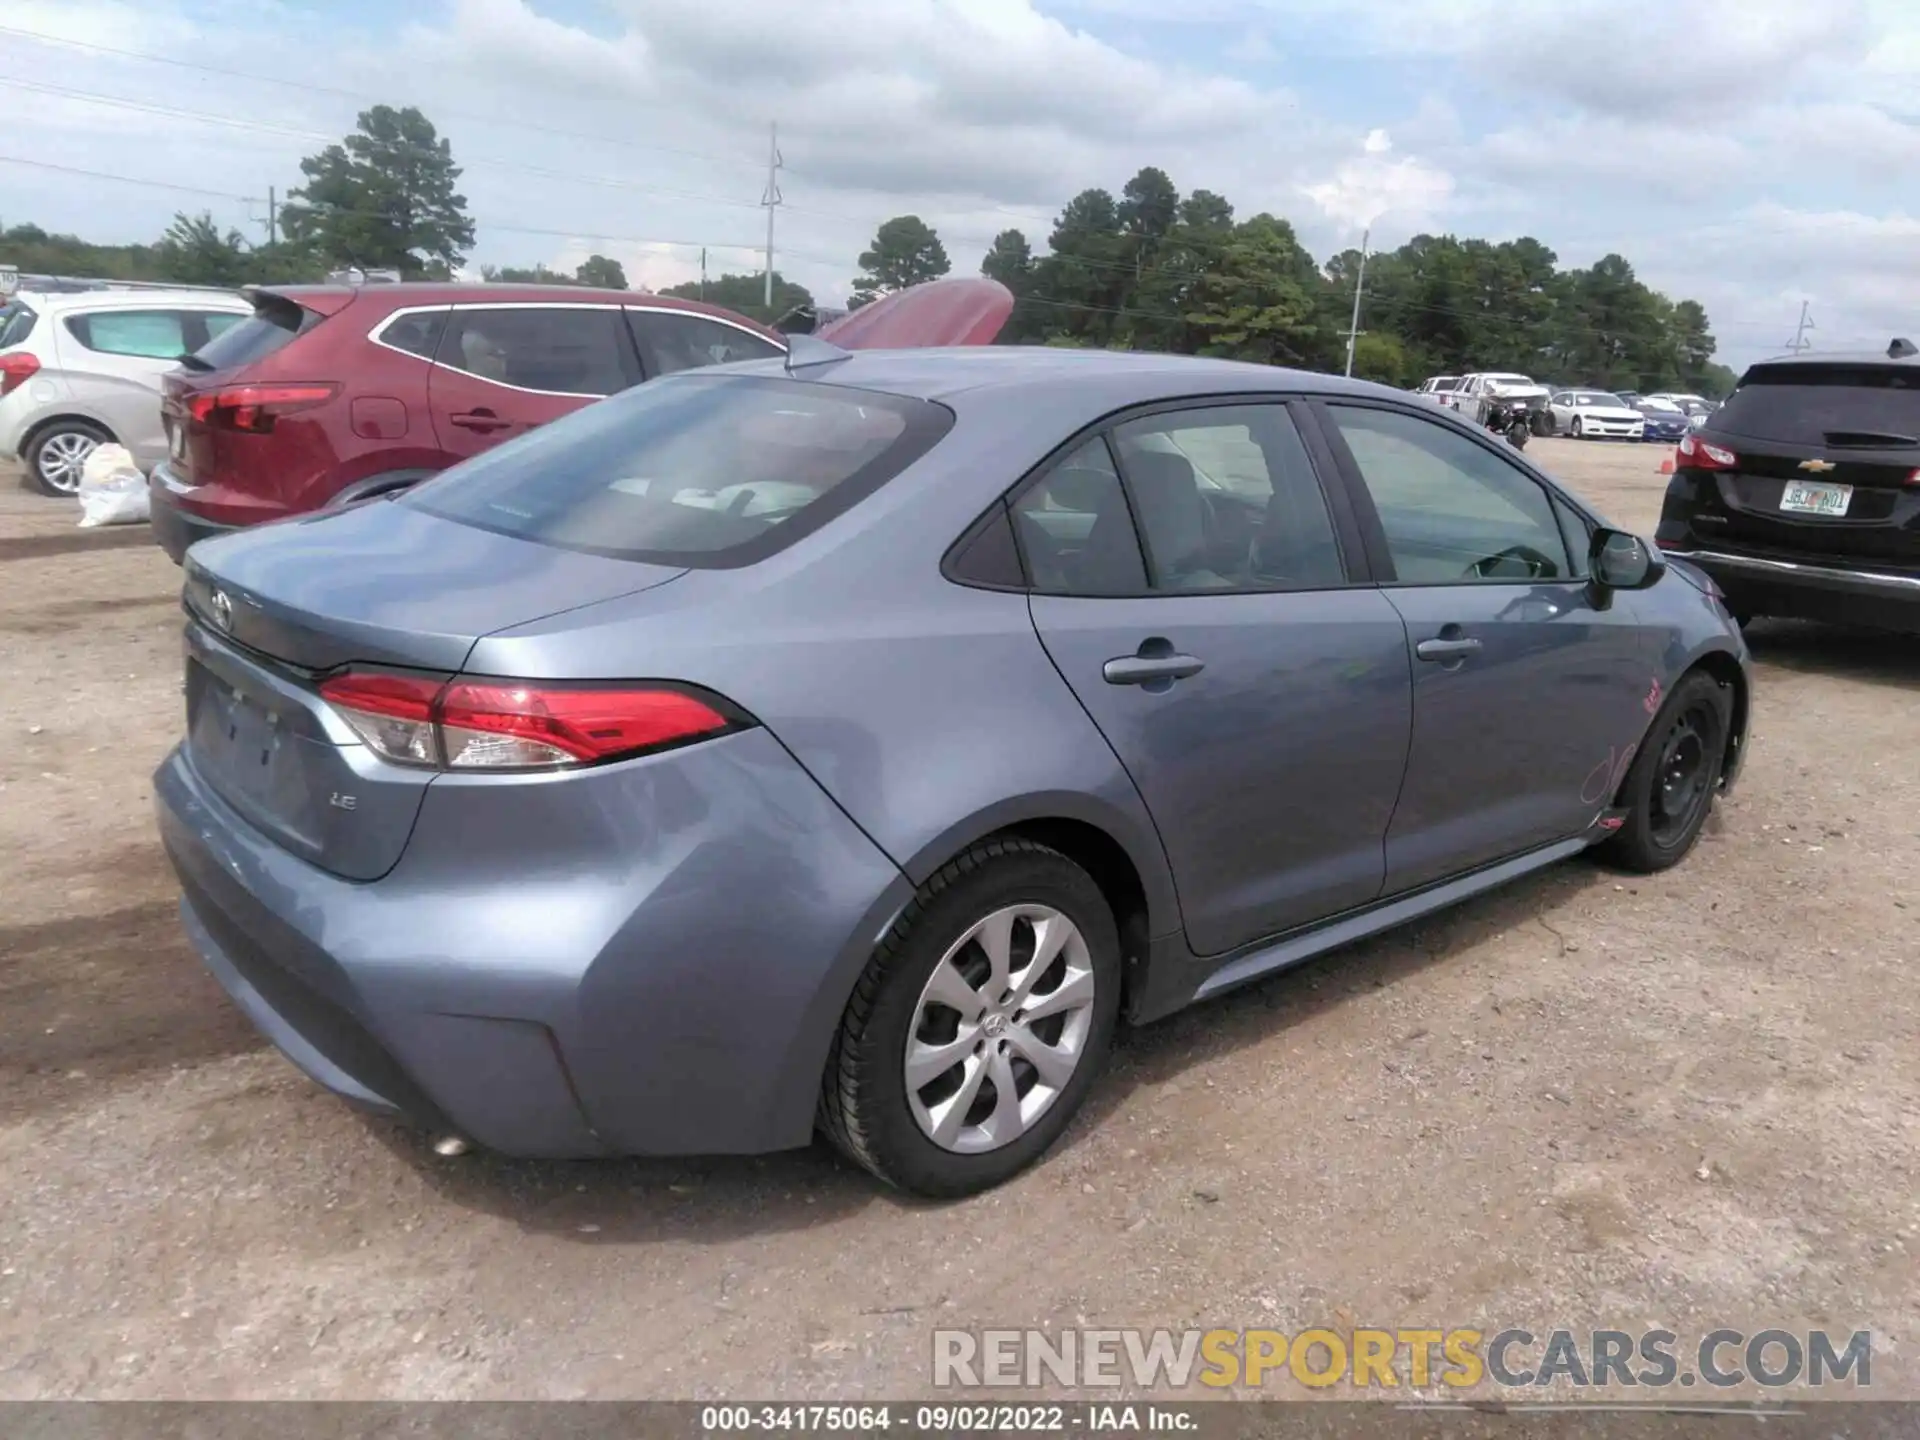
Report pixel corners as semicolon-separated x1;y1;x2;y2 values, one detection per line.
629;310;783;376
440;306;633;396
1716;364;1920;445
377;309;448;360
65;310;188;359
0;302;36;349
193;299;317;370
403;373;953;567
1011;438;1146;595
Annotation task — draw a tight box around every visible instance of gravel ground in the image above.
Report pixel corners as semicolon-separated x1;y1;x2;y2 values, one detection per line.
1;439;1916;1402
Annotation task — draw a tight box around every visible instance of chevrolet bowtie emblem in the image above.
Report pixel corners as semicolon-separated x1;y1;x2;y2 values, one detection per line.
1798;459;1837;473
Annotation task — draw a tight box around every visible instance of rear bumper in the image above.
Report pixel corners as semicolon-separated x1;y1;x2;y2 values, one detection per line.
153;726;912;1158
149;462;236;566
1662;546;1920;631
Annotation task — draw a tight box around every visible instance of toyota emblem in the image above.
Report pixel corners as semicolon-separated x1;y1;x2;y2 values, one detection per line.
210;588;233;632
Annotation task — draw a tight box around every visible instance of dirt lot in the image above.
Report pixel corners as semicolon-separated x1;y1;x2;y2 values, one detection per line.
1;439;1916;1402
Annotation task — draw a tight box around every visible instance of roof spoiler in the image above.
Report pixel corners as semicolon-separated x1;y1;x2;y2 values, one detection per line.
1890;337;1917;360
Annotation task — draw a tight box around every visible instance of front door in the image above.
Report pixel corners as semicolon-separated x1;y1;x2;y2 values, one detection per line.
1316;401;1655;894
1018;402;1413;958
426;304;640;463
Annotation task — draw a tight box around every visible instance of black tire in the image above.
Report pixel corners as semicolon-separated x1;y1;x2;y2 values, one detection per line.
1531;411;1552;437
1600;670;1732;873
1571;416;1584;440
1506;420;1530;449
818;838;1122;1198
24;419;111;497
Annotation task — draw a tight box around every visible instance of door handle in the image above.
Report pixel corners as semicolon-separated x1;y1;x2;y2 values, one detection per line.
1415;636;1482;662
450;409;513;433
1103;653;1205;686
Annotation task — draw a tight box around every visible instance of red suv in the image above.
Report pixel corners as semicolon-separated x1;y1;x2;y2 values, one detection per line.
148;283;789;563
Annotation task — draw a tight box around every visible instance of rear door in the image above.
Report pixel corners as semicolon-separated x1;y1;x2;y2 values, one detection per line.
1020;400;1413;957
1314;400;1653;893
57;306;198;464
426;304;640;462
1697;362;1920;563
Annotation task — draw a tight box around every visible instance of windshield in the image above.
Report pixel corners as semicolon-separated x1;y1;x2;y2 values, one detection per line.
1575;392;1625;406
1640;398;1681;412
191;297;319;371
1486;374;1534;387
404;374;954;566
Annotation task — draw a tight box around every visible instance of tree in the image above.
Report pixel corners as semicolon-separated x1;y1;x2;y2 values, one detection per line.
281;105;476;279
657;271;813;325
155;212;250;287
1183;215;1327;367
483;263;572;284
575;254;628;289
851;216;950;306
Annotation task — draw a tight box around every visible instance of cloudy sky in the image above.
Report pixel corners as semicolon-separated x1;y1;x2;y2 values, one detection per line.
3;0;1916;369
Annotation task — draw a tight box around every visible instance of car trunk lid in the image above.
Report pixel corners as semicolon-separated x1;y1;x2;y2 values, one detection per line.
179;499;686;879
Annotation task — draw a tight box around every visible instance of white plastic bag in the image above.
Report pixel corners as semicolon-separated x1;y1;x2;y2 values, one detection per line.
75;442;150;528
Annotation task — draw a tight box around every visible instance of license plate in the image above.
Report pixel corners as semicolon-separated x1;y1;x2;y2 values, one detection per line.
1780;480;1852;516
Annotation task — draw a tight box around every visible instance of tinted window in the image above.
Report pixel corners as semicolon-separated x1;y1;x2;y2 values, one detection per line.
629;311;783;376
193;300;314;370
378;309;448;360
1111;405;1344;591
1330;405;1571;584
198;311;245;342
404;374;951;567
1010;438;1146;595
946;503;1026;588
1714;363;1920;444
0;302;37;349
65;310;187;359
441;306;632;395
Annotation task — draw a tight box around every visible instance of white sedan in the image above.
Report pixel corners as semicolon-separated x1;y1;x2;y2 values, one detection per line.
1548;389;1646;440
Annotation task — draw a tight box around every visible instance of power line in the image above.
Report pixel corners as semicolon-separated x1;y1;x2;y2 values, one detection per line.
0;24;763;173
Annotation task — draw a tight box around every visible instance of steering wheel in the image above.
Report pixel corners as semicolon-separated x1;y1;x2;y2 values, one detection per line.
1467;544;1557;580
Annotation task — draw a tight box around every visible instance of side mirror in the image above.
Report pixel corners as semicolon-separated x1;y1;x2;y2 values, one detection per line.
1590;527;1664;591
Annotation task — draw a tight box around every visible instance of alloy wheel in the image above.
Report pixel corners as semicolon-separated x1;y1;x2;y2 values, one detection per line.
904;904;1097;1155
37;431;98;493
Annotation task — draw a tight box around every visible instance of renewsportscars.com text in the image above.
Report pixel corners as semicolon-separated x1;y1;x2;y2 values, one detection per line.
933;1327;1874;1392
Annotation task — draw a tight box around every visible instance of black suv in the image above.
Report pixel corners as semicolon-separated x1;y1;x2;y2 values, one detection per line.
1657;338;1920;631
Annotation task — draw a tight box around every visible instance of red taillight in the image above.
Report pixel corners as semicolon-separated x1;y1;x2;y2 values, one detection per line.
318;670;740;771
1906;468;1920;487
187;382;337;433
1676;433;1737;471
0;351;40;396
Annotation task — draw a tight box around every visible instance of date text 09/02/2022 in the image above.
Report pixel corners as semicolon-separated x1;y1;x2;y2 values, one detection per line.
700;1404;1193;1432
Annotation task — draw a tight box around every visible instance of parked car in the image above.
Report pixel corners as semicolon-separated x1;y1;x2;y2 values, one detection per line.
1635;397;1692;444
0;287;254;494
1455;372;1550;431
155;343;1750;1197
1547;388;1646;440
1616;390;1644;409
1657;339;1920;631
1413;375;1461;407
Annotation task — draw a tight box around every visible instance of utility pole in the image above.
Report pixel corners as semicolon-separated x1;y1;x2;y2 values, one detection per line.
761;121;783;311
1343;226;1371;378
700;247;707;303
1786;300;1815;354
268;186;277;247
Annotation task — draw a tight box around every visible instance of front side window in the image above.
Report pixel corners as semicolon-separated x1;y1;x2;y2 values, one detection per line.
1011;438;1145;595
1110;405;1344;592
629;311;783;377
1328;404;1572;584
440;306;632;396
404;373;951;567
65;309;188;359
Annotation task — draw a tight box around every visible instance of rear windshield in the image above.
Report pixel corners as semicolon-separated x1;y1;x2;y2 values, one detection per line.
1715;363;1920;446
402;374;954;567
189;296;320;371
0;301;36;349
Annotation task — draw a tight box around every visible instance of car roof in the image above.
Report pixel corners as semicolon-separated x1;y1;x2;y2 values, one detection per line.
256;281;782;339
33;288;252;311
1748;347;1920;370
714;344;1409;407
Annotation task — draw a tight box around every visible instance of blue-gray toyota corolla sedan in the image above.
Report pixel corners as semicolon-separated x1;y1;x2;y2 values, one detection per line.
155;344;1750;1197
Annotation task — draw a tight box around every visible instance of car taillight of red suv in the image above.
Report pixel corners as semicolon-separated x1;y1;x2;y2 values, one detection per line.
147;281;790;566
